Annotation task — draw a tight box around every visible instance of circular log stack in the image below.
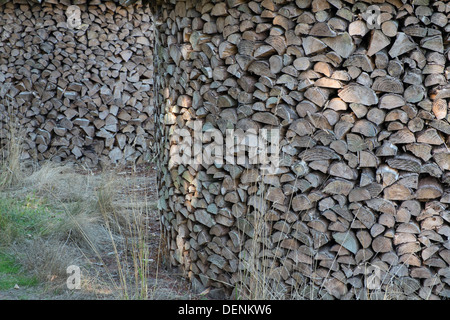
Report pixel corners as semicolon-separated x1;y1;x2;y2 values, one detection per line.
152;0;450;300
0;0;155;167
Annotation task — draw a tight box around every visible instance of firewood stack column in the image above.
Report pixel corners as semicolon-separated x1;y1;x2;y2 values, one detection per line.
0;0;154;167
151;0;450;299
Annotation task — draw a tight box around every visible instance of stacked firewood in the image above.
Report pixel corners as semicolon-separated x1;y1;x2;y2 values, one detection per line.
0;0;154;167
152;0;450;299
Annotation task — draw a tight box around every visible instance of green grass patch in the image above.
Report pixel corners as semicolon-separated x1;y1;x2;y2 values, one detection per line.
0;194;62;245
0;252;39;290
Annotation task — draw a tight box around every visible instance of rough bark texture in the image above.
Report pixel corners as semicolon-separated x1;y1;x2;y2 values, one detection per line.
0;0;154;167
157;0;450;300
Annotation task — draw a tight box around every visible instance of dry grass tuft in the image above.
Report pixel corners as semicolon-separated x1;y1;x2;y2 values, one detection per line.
10;238;81;287
0;108;25;190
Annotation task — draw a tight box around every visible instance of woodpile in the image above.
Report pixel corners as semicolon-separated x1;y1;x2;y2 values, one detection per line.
151;0;450;300
0;0;155;167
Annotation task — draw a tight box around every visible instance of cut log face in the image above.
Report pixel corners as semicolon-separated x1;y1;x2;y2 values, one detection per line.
338;84;378;106
150;0;450;300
